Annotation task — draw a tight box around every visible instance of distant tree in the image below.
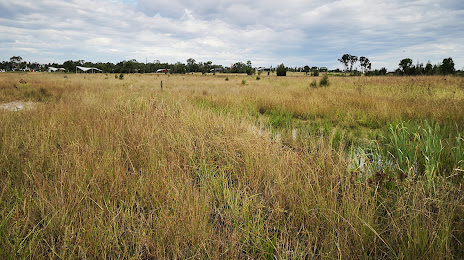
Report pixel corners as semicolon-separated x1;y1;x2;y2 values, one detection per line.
338;54;350;72
399;58;413;75
433;64;441;75
441;57;455;75
231;62;251;74
425;61;433;75
359;56;371;74
205;61;213;74
304;65;310;75
10;56;23;64
368;67;387;76
379;67;387;75
276;63;287;76
187;58;195;65
245;60;254;75
63;60;82;72
349;55;358;73
10;56;23;70
414;62;424;75
186;58;197;72
171;62;186;74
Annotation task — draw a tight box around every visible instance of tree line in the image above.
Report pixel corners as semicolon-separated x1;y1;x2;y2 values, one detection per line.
396;57;456;76
1;55;460;76
338;54;459;76
0;56;255;74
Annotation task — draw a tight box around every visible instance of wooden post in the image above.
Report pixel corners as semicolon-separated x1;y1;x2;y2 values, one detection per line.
161;80;163;90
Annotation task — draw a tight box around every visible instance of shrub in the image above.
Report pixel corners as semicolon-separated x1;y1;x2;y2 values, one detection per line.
276;64;287;76
246;67;254;75
119;73;124;80
241;79;247;85
256;76;261;80
313;70;319;76
310;80;317;88
319;75;329;86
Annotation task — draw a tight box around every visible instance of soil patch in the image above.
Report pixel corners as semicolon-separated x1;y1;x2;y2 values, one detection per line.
0;101;36;111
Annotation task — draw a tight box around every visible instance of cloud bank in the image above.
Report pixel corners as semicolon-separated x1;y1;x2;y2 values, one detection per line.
0;0;463;70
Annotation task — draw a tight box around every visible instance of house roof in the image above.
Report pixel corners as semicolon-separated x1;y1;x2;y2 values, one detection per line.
76;66;102;72
49;67;66;71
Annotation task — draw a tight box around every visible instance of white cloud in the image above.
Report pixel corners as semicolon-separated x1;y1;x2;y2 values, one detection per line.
0;0;462;70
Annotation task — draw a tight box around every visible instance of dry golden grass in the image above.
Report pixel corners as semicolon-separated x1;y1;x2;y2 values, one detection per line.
0;72;463;258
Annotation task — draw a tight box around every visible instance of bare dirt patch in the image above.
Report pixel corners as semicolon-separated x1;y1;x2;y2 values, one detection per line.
0;101;36;111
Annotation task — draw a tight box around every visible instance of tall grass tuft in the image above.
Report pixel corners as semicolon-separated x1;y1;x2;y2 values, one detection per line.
376;120;464;186
319;75;330;86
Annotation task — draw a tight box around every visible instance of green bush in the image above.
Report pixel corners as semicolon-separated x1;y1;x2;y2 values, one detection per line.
246;67;254;75
276;64;287;76
310;80;317;88
319;75;329;86
119;73;124;80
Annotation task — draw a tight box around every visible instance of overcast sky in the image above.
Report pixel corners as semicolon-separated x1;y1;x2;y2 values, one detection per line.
1;0;463;70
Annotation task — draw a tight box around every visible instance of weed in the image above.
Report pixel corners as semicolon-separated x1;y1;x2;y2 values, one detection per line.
310;80;317;88
320;75;330;86
376;120;464;186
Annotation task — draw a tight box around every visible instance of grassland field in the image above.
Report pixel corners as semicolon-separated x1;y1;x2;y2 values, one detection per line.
0;72;463;258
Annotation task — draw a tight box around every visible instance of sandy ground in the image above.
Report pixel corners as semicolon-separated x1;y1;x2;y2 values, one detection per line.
0;101;36;111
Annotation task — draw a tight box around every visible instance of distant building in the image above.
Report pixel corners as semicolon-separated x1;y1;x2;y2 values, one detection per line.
76;66;102;73
48;67;66;72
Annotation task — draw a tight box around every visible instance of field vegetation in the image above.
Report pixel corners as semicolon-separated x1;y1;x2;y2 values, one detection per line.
1;72;463;258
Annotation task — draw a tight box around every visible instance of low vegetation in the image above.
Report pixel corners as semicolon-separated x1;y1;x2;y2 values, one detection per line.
0;72;463;258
